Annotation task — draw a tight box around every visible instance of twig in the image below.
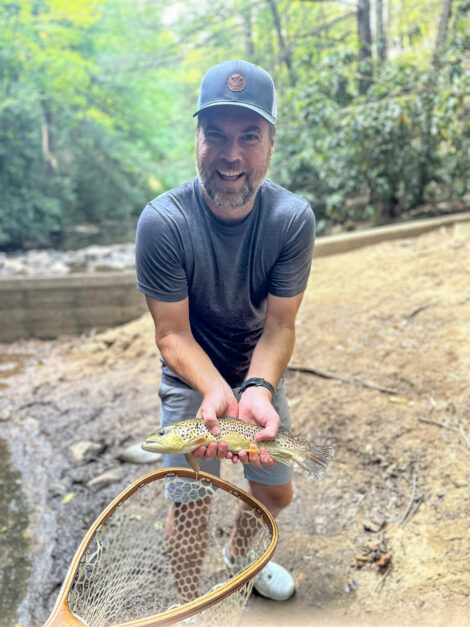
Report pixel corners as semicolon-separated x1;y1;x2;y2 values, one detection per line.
353;376;397;395
418;417;457;431
459;424;470;451
406;305;431;321
397;469;419;528
376;566;392;592
287;364;349;384
288;365;398;395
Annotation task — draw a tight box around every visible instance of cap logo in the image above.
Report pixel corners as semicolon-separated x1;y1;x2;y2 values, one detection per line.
227;73;246;92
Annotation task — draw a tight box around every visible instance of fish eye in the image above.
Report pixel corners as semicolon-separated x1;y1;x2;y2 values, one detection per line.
158;429;165;436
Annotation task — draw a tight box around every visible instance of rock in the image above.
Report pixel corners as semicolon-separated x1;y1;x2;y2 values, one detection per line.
87;468;123;488
118;442;161;465
0;405;13;421
363;513;386;533
68;441;103;462
0;243;136;277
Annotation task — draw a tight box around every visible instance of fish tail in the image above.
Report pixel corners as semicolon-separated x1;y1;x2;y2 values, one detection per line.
293;442;335;479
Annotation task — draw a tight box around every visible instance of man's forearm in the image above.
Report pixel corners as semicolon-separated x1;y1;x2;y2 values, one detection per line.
245;323;295;391
157;331;230;396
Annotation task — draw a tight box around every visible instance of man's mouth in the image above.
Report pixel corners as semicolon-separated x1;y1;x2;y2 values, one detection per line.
217;169;244;182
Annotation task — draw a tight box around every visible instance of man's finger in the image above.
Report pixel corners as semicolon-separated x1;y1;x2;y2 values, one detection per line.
248;447;262;469
204;441;219;459
259;446;276;467
254;426;277;442
203;412;220;436
238;450;249;465
217;441;228;459
192;445;207;459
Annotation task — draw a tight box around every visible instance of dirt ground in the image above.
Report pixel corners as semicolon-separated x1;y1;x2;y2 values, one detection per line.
1;221;469;627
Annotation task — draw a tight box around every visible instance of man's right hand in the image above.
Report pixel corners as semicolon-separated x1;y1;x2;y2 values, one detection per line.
196;386;239;434
193;386;239;461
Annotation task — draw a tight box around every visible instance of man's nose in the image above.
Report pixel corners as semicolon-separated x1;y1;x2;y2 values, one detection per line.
219;138;242;162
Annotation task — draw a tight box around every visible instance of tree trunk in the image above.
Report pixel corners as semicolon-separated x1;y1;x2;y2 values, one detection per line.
265;0;296;84
357;0;372;93
241;5;255;57
375;0;387;64
416;0;454;204
41;104;58;173
432;0;453;67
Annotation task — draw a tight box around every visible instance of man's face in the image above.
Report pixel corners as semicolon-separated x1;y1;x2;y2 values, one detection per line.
196;106;275;215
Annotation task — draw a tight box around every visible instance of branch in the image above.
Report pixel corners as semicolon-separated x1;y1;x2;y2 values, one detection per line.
418;417;456;431
397;468;423;527
300;0;357;7
287;365;398;395
294;11;357;40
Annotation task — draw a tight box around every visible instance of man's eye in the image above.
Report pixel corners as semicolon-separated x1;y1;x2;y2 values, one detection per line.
206;132;224;141
243;134;259;142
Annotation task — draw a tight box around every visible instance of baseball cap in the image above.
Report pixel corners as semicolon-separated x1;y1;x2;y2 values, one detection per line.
193;59;277;124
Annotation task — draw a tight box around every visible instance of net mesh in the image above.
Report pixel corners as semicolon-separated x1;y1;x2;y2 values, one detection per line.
66;471;275;627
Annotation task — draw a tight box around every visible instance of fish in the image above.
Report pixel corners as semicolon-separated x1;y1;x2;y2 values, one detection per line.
142;417;334;479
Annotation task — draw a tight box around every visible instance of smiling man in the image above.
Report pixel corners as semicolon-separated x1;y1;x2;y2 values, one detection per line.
136;60;315;601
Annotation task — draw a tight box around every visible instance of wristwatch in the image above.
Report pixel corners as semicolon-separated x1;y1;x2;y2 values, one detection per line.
238;377;275;396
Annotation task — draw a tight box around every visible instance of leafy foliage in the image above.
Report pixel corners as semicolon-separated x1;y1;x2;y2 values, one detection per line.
0;0;468;247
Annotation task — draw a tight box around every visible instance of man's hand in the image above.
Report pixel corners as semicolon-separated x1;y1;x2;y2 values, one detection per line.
193;385;239;461
236;386;279;468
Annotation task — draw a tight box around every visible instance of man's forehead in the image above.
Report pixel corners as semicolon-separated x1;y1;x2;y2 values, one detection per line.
198;105;268;131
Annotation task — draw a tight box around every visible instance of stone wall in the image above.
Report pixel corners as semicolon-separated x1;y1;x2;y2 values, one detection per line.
0;272;147;342
1;212;468;343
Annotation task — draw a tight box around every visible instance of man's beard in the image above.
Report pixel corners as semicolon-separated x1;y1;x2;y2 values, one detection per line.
196;156;270;213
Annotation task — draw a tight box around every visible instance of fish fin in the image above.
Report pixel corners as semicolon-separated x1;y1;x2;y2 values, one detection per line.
185;453;200;478
248;443;260;454
294;443;335;479
270;450;294;465
190;435;211;447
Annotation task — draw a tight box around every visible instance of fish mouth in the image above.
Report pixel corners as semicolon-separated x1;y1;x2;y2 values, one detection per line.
141;439;164;452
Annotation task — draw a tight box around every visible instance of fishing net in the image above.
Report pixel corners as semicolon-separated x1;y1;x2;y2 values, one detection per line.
46;468;278;627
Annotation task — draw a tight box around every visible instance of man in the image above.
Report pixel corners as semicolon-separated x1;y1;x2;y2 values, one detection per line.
136;59;315;601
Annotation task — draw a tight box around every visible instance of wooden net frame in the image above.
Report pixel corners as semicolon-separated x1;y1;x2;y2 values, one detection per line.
45;468;278;627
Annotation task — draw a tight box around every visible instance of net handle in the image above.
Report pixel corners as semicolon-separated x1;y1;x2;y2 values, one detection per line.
45;467;278;627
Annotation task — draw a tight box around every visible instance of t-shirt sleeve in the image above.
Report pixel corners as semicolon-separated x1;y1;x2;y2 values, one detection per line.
269;203;315;297
135;203;188;302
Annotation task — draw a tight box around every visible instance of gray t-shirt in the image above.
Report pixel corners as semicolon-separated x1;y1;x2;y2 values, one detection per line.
136;177;315;387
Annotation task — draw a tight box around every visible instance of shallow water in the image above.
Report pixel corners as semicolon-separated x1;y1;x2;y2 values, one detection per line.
0;438;31;625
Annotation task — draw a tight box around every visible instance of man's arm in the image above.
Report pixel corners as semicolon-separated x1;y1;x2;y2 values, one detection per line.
145;295;239;436
235;292;304;467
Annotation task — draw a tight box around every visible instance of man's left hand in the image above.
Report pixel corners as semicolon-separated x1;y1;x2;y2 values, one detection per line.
236;386;279;468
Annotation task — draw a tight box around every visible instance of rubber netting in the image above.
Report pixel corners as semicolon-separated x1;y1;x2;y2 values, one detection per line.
67;473;274;626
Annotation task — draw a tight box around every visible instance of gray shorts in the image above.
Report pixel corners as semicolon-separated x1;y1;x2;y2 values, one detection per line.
159;379;294;489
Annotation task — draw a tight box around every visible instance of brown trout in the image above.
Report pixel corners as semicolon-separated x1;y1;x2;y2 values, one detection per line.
142;418;334;479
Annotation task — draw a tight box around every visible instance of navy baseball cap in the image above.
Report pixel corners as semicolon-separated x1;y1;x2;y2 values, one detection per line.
193;59;277;124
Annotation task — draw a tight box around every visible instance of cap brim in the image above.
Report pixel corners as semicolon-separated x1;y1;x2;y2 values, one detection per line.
193;102;276;125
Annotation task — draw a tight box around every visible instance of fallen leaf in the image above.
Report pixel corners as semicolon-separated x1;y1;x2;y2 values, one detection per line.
389;396;409;404
376;552;391;568
62;492;75;505
355;555;372;567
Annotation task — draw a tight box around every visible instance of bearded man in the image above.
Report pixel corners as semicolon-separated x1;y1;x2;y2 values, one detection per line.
136;59;315;601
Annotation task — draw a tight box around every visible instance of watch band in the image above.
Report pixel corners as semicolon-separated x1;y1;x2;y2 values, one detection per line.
238;377;275;396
